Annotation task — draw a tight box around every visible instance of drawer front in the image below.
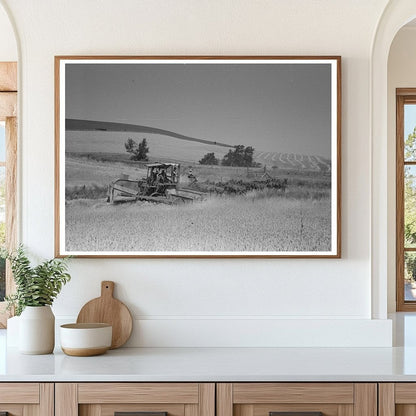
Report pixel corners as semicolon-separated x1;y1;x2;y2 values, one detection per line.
56;383;215;416
78;383;200;404
0;383;53;416
379;383;416;416
218;383;376;416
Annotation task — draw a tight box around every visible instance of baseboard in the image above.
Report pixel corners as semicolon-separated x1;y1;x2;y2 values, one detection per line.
53;317;393;348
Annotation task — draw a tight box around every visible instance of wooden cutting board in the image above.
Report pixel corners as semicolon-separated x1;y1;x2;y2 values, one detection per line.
76;281;133;349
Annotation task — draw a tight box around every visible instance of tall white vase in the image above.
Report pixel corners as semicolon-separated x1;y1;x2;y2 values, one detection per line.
19;306;55;354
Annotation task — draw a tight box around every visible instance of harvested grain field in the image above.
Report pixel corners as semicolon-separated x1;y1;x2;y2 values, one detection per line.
65;194;331;253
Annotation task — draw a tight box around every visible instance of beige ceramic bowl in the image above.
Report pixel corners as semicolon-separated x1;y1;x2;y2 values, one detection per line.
60;323;112;356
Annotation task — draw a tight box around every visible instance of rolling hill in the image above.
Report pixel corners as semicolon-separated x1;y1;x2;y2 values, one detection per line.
65;119;331;172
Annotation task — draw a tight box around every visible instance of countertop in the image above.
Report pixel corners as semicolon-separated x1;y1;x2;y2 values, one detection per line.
2;313;416;382
3;345;416;382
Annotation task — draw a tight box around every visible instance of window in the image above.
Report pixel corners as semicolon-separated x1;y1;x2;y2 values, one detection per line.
396;89;416;311
0;62;17;326
0;122;6;300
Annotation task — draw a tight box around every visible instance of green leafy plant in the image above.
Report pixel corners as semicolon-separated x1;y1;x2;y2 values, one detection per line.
3;246;71;316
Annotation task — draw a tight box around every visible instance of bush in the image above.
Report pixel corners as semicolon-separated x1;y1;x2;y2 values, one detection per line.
199;152;219;165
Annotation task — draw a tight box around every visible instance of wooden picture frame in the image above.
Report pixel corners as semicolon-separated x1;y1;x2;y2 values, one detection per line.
55;56;341;258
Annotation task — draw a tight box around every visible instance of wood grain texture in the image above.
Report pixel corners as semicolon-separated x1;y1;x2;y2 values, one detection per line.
232;383;354;404
338;404;353;416
236;405;254;416
54;55;341;259
77;281;133;348
54;56;61;258
0;383;39;403
396;88;416;96
397;405;416;416
38;383;54;416
79;404;101;416
353;383;377;416
0;62;17;91
0;92;16;121
100;403;185;416
395;383;416;403
199;384;215;416
78;383;199;404
55;383;78;416
185;403;199;416
396;89;416;311
336;55;342;258
5;116;17;292
23;404;39;416
397;93;406;311
252;404;338;416
379;383;395;416
216;384;233;416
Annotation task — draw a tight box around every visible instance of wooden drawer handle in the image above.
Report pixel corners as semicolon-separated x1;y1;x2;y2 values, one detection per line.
270;413;323;416
115;412;168;416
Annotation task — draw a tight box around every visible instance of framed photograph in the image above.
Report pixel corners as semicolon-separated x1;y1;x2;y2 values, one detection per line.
55;56;341;258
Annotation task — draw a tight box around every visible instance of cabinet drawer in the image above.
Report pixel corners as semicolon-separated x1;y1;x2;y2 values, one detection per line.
379;383;416;415
56;383;215;416
0;383;53;415
217;383;376;416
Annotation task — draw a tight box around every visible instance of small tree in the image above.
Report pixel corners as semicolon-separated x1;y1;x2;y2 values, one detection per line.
125;138;149;161
199;152;219;165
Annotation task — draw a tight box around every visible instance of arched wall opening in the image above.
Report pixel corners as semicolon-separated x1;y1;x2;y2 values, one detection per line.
372;1;416;319
387;19;416;313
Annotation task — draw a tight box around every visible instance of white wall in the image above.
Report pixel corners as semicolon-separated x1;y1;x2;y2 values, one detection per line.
0;0;393;347
387;26;416;312
0;3;16;62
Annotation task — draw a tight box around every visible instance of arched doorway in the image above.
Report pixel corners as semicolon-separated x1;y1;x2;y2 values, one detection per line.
371;1;416;319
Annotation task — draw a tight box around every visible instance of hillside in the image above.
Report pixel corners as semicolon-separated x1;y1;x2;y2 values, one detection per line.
66;125;331;172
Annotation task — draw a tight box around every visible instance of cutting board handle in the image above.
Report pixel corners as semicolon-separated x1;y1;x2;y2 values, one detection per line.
101;281;115;298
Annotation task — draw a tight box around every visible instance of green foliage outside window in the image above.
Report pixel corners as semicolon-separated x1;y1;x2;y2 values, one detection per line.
404;126;416;281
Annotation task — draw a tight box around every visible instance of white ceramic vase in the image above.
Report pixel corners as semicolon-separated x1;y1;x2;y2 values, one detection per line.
19;306;55;354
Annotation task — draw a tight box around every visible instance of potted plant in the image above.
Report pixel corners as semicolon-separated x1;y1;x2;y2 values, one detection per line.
4;246;71;354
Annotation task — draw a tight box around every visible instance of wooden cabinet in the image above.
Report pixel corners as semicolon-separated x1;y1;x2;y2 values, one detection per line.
0;383;53;416
0;380;411;416
55;383;215;416
217;383;377;416
379;383;416;416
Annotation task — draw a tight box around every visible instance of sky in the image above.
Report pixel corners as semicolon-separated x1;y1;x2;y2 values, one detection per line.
0;123;5;161
405;104;416;139
65;62;333;158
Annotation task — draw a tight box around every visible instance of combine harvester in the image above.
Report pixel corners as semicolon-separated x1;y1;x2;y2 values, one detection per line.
107;163;205;204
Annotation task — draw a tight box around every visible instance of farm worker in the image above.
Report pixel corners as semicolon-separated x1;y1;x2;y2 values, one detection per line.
172;166;177;182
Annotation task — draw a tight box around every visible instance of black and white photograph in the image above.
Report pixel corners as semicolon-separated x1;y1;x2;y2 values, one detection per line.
55;57;341;257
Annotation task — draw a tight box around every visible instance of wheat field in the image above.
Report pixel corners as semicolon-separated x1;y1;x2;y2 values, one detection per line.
65;195;331;253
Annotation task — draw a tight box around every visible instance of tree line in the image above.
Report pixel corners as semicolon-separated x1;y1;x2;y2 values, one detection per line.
124;138;259;168
199;145;260;167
